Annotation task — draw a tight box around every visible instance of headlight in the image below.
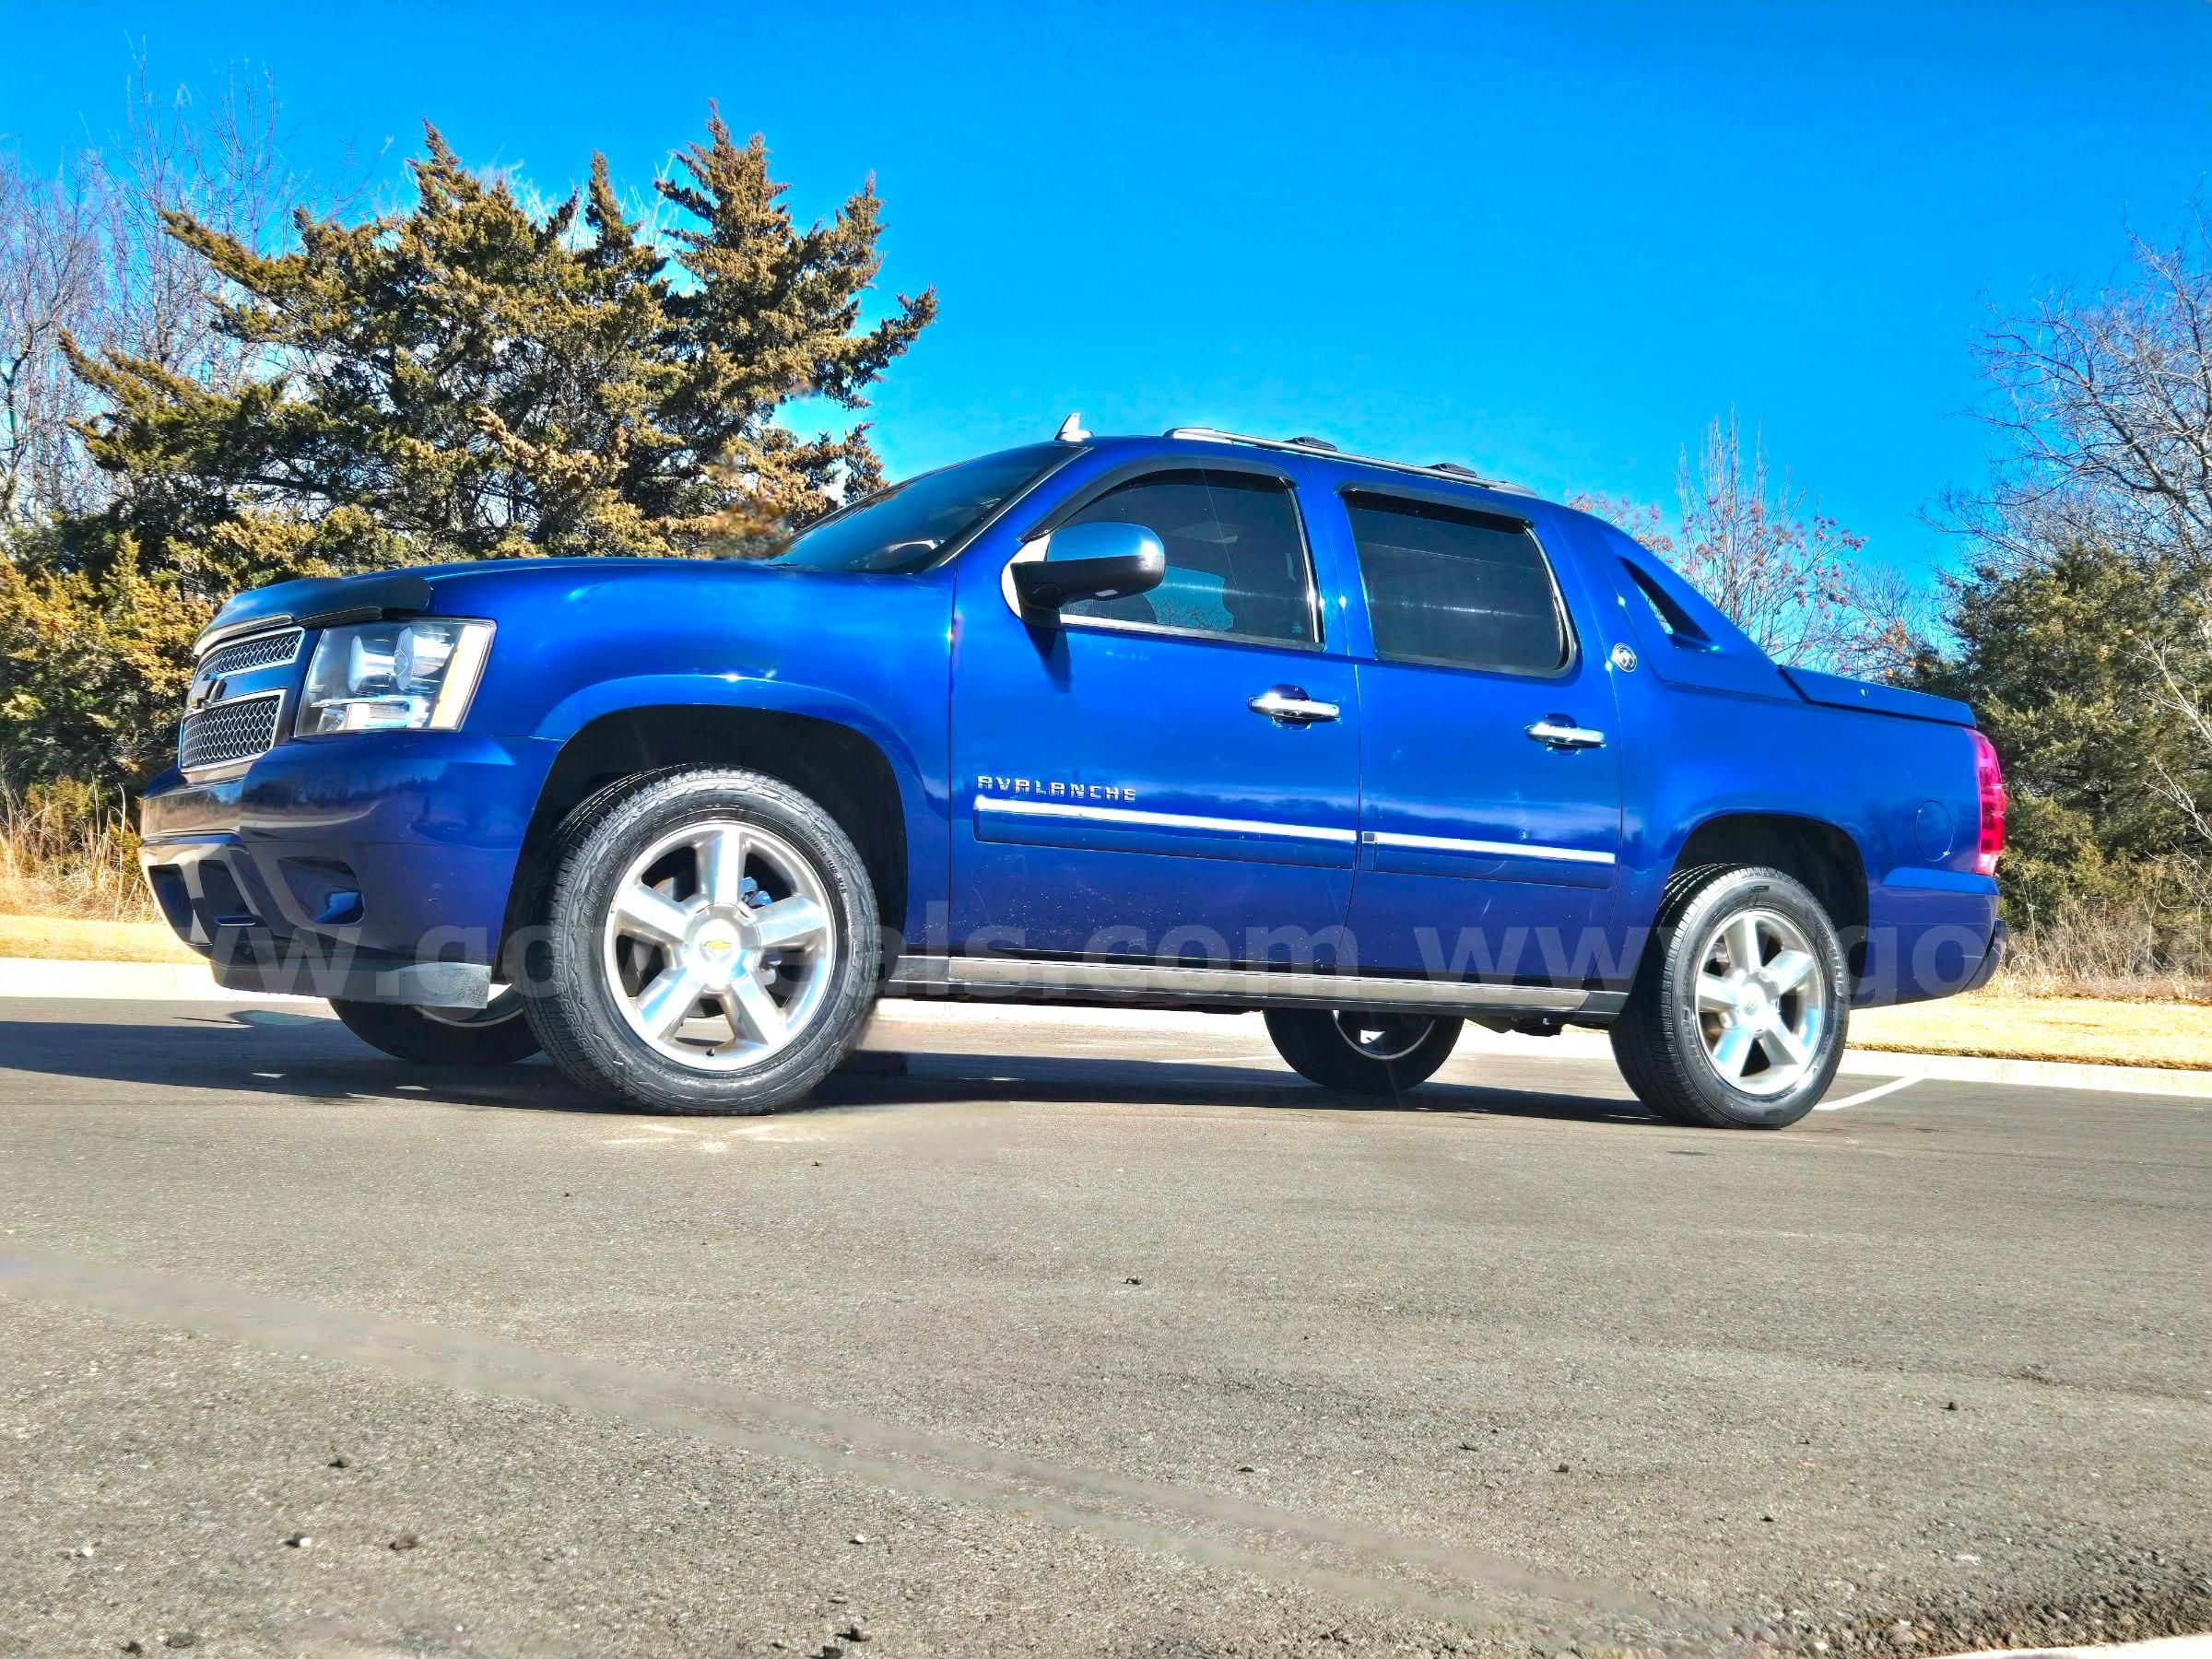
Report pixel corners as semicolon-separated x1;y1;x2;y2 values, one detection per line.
296;618;495;735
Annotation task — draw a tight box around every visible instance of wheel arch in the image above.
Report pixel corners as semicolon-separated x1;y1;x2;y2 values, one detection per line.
1666;811;1871;973
500;702;915;967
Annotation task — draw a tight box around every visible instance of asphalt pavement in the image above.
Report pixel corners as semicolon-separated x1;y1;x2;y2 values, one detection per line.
0;996;2206;1658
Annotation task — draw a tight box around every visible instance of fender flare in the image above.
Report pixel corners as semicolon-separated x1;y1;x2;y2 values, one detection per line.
532;672;934;819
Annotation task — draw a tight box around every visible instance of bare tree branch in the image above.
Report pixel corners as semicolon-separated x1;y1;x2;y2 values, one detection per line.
2142;631;2212;893
0;53;359;529
0;157;104;524
1574;412;1928;676
1964;206;2212;575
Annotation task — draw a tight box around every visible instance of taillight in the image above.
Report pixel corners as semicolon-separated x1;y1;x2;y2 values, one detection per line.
1970;729;2006;876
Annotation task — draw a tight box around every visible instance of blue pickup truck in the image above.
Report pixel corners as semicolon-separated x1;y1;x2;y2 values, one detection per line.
140;424;2006;1129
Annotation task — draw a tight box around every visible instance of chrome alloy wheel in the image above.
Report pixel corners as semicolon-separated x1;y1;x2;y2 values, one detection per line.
1691;907;1827;1097
599;818;837;1072
1331;1012;1438;1064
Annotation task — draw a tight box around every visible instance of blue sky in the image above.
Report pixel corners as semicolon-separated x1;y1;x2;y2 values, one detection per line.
3;0;2206;582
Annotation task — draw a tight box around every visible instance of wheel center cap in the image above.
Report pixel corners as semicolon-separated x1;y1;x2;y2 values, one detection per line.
1736;980;1769;1018
691;919;747;981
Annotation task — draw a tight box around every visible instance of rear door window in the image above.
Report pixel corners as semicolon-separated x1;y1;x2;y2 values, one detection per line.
1345;492;1571;675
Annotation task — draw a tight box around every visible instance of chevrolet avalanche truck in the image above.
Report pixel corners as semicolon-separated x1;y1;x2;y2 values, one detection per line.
140;425;2006;1129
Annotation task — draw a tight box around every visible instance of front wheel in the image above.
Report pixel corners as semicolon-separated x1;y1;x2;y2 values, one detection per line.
1265;1010;1462;1096
520;766;879;1114
331;991;541;1067
1609;864;1848;1129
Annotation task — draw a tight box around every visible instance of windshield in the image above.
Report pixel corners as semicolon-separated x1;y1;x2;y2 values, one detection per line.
762;443;1074;573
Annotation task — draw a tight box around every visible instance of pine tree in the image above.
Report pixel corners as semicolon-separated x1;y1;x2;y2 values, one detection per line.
1918;539;2211;923
0;111;933;794
65;110;935;584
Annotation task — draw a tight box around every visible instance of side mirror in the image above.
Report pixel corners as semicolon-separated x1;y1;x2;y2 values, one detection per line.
1010;520;1166;611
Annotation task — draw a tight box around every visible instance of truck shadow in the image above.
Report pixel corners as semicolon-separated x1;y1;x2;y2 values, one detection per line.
0;1009;1658;1127
815;1052;1656;1124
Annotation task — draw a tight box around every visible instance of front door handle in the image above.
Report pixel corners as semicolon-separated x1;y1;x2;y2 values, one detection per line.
1526;717;1606;749
1249;687;1340;725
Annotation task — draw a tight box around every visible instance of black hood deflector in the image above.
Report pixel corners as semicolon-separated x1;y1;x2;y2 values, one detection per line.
195;570;434;652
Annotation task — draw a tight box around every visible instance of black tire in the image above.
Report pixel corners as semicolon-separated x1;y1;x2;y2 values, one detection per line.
1265;1010;1463;1096
519;766;878;1114
1610;864;1848;1129
330;994;541;1067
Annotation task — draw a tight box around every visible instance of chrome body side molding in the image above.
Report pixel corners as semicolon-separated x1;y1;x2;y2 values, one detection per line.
1360;829;1616;865
977;794;1358;844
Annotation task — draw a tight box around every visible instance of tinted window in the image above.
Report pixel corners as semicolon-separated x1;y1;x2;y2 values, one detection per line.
766;443;1069;573
1622;558;1712;648
1057;470;1315;644
1347;494;1568;674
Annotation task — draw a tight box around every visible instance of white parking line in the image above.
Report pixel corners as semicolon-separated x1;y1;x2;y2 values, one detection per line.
599;1124;827;1150
1817;1075;1922;1112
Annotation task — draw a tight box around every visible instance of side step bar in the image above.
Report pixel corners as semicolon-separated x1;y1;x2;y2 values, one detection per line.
884;955;1624;1024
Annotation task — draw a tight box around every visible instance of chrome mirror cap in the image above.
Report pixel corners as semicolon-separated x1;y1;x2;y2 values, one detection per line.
1008;520;1166;611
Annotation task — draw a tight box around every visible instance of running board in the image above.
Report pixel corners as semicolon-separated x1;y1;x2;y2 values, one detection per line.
883;955;1624;1024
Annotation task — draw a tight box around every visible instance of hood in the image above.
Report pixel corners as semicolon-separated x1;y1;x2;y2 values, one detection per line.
194;557;780;653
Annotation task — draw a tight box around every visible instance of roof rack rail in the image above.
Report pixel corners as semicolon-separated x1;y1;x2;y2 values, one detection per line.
1160;427;1535;496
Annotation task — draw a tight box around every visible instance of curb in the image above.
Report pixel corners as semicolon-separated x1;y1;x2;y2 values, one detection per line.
1933;1640;2211;1658
1821;1044;2212;1099
0;957;320;1004
4;956;2209;1100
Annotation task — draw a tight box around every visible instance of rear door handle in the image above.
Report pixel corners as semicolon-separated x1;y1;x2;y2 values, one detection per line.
1525;717;1606;748
1249;687;1340;725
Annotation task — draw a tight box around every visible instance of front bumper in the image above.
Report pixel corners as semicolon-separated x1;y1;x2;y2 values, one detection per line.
138;730;559;1007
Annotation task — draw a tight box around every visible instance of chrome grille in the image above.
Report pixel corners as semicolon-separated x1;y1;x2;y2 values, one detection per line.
196;627;303;682
179;691;283;772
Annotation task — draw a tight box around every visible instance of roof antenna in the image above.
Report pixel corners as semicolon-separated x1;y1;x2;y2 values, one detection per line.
1055;411;1090;443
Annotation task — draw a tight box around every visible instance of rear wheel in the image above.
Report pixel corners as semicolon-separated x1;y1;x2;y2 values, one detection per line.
331;990;540;1067
1265;1009;1462;1096
1610;864;1847;1129
521;766;878;1114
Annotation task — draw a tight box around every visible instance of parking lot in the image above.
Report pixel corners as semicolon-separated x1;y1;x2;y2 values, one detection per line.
1;996;2206;1657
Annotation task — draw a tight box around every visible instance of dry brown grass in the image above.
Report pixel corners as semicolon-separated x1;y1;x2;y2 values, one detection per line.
0;780;153;922
1994;965;2212;1002
1851;989;2212;1069
0;913;195;962
1998;889;2212;1002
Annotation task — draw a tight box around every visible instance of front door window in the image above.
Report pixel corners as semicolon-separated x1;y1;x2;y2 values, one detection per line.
1056;469;1320;646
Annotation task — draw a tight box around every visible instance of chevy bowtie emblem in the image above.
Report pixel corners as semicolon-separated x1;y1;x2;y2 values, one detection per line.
187;673;229;712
